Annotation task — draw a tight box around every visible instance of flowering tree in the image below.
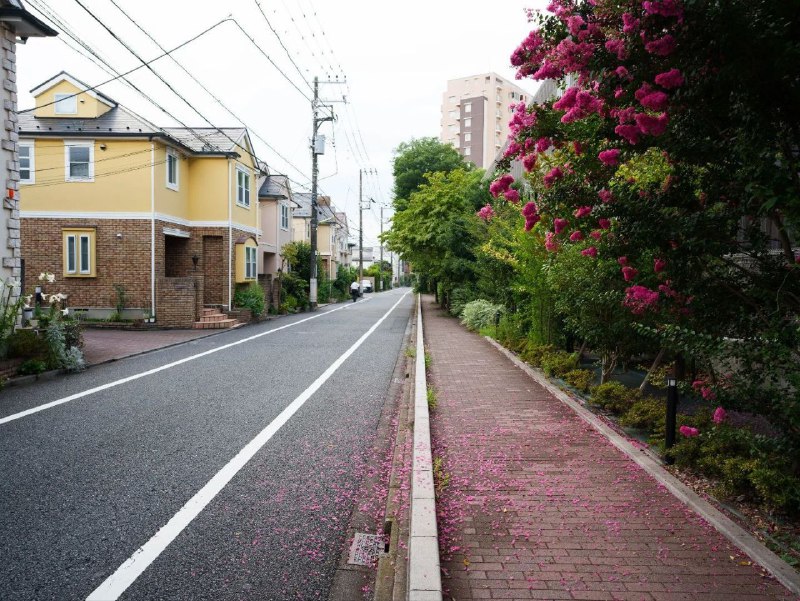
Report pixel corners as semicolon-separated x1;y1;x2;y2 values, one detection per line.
487;0;799;440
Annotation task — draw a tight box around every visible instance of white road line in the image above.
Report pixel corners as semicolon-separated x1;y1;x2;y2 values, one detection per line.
0;298;374;426
86;290;409;601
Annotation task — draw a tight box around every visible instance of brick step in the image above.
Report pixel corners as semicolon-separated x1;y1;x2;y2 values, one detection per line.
193;318;238;330
202;307;222;316
199;313;227;322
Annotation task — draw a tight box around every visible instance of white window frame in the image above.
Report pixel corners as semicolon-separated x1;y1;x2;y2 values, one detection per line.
463;147;471;156
54;93;77;115
236;167;251;208
464;132;471;143
19;142;34;184
464;103;472;114
166;149;179;191
65;232;92;274
464;118;472;128
245;246;257;279
280;203;289;230
64;141;94;182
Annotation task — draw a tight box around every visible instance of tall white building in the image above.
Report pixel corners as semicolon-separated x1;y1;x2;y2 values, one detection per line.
440;72;532;169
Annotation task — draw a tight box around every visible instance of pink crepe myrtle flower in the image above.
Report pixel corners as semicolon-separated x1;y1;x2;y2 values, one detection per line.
522;153;537;172
598;218;611;230
604;38;626;60
553;217;569;234
615;66;630;79
525;214;541;231
581;246;598;258
573;206;592;218
679;425;699;437
654;258;667;273
623;285;659;314
543;166;564;188
614;86;625;99
615;124;642;145
645;34;677;56
504;188;520;204
636;112;670;136
639;90;669;111
622;12;640;33
589;230;602;240
544;231;559;252
713;406;727;424
701;386;717;401
536;137;552;153
692;379;704;389
533;60;562;80
622;265;638;281
618;256;628;266
566;14;585;36
522;201;538;218
573;141;583;155
510;30;544;67
655;68;685;89
598;189;613;204
477;204;495;221
643;0;684;18
569;230;584;242
598;149;620;166
489;174;515;198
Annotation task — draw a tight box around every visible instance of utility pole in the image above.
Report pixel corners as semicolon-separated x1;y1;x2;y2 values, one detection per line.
379;205;384;291
309;76;338;309
358;169;363;291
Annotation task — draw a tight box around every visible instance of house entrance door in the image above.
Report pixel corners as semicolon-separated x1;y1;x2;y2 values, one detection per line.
202;235;224;305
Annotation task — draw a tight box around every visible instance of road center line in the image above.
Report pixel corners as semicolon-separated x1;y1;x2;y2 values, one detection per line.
0;297;373;426
86;290;409;601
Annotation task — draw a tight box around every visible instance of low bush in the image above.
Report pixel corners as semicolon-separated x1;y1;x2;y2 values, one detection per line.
564;369;594;393
619;395;666;433
449;287;477;318
461;300;504;332
234;282;266;318
18;358;47;375
590;381;639;415
7;329;48;359
521;343;555;367
541;351;578;378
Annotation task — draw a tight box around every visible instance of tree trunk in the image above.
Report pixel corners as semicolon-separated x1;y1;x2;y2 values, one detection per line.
639;348;665;392
600;351;617;384
577;340;588;361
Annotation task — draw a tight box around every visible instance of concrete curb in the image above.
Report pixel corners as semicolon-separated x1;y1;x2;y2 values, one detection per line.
486;336;800;597
407;294;442;601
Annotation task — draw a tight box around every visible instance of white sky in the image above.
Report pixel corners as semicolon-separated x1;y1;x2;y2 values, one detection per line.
17;0;548;247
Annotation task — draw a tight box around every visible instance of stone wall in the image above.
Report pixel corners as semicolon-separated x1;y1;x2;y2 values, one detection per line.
1;24;19;300
157;276;201;328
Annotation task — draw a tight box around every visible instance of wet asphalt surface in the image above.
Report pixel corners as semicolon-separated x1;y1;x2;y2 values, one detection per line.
0;289;413;601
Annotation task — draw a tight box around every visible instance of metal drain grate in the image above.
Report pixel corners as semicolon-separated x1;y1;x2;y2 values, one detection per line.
347;533;383;566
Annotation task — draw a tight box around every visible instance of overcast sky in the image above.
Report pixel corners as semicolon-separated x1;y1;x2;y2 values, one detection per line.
17;0;548;247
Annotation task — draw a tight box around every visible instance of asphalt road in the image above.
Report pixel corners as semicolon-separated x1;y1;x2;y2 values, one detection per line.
0;288;414;601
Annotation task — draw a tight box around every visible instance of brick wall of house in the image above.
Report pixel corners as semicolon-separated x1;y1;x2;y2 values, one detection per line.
1;24;20;300
157;276;200;328
21;218;152;310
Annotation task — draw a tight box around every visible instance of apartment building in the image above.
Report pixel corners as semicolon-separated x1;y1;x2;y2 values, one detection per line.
440;72;531;169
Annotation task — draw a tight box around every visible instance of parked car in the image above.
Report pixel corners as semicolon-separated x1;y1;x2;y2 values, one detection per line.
361;279;373;293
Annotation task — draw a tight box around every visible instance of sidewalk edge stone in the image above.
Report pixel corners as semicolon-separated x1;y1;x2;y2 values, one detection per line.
407;294;442;600
486;335;800;597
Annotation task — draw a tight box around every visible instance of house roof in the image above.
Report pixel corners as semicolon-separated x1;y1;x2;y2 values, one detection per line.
293;193;312;217
161;127;248;155
19;104;161;136
0;0;58;38
30;71;117;107
258;174;291;200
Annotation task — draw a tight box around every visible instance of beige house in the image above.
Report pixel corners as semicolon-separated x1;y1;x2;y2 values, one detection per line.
257;172;294;306
440;72;532;169
291;193;348;281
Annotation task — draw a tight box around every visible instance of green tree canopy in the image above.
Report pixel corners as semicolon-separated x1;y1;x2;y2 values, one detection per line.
392;137;467;211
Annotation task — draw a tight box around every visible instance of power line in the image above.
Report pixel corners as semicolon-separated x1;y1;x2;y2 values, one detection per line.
253;0;313;94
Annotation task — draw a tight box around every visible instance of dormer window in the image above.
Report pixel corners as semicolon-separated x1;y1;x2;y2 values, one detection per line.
54;93;77;115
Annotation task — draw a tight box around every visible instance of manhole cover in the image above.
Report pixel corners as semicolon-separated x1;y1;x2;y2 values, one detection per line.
348;533;383;566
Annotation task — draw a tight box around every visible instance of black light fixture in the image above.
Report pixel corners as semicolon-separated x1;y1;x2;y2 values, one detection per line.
192;255;199;271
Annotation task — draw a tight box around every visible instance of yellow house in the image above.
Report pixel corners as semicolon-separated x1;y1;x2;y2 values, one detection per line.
19;72;263;327
291;193;349;282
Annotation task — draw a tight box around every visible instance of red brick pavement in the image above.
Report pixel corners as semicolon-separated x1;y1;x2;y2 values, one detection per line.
81;328;218;365
422;297;797;601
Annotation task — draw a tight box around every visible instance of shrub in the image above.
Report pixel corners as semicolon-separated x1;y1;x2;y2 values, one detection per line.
521;343;555;367
460;300;504;332
591;381;639;415
619;396;666;433
449;287;477;318
7;329;48;359
564;369;595;393
234;282;266;318
541;351;579;378
18;358;47;375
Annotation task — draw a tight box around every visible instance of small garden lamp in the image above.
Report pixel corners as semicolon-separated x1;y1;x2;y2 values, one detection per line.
665;375;678;464
192;255;199;271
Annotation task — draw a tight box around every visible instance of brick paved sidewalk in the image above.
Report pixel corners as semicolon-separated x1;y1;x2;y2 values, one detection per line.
422;297;797;601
